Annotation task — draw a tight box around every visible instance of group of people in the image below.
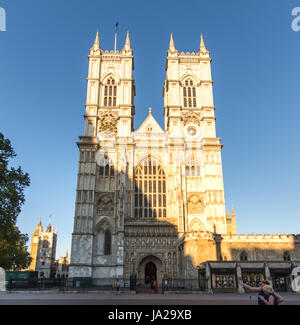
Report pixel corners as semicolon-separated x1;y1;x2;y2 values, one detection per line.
239;279;284;305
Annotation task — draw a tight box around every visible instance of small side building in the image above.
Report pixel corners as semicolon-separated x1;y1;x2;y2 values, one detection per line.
55;251;70;279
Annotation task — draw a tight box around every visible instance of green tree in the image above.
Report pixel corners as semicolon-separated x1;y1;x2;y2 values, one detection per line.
0;132;31;270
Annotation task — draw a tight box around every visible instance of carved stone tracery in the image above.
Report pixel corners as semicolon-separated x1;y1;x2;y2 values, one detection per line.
98;110;119;134
187;193;204;214
182;110;201;126
97;194;114;216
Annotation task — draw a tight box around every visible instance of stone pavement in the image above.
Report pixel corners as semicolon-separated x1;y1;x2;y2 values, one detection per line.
0;292;299;305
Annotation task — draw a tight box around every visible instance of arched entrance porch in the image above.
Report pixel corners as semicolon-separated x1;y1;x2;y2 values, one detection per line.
137;255;163;286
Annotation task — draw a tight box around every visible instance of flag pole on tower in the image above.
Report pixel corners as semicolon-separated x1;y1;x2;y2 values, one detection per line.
114;21;119;52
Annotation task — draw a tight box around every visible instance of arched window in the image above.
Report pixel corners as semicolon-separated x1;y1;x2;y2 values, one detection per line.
99;153;115;178
95;222;112;256
134;157;166;218
183;79;196;108
104;229;111;255
185;156;201;177
103;77;117;107
283;251;291;261
240;251;248;261
42;240;49;249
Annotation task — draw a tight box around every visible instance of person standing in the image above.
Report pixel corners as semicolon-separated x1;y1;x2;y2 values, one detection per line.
258;285;284;305
154;280;158;294
239;280;283;305
116;279;121;296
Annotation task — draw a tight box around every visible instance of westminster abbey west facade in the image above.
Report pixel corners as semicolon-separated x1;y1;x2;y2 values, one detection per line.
69;31;300;292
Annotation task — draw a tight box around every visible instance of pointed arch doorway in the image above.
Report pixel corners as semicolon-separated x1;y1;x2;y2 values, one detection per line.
138;255;163;286
145;262;157;284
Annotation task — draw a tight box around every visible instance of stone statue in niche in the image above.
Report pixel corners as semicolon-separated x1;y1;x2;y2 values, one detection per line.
97;194;114;216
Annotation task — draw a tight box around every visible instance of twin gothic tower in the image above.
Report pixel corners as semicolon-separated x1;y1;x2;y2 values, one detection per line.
69;31;237;285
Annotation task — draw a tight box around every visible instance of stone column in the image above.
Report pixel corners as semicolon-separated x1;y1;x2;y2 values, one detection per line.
236;263;245;294
264;263;272;286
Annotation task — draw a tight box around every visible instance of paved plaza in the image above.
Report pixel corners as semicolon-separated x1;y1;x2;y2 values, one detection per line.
0;292;299;305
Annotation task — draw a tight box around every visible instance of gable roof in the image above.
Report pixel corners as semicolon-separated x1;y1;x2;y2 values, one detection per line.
135;108;164;133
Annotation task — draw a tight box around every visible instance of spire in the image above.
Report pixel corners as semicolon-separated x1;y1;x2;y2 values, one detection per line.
148;107;152;115
200;33;206;51
123;30;132;51
169;33;175;48
168;33;176;54
92;30;100;51
199;33;209;54
34;218;42;235
231;206;236;218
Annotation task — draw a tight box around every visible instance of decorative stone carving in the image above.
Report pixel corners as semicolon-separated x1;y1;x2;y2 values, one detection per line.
182;110;201;126
189;218;206;232
97;194;114;216
98;110;119;135
187;194;204;214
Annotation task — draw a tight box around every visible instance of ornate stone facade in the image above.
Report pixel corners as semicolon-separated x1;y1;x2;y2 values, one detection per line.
69;31;300;289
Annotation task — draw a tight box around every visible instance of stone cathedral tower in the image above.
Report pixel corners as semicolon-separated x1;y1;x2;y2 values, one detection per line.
69;31;236;286
69;31;135;282
28;220;57;278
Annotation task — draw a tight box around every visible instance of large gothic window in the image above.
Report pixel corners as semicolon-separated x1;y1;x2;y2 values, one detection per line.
42;236;49;248
183;79;196;108
134;157;166;218
103;77;117;107
104;229;111;255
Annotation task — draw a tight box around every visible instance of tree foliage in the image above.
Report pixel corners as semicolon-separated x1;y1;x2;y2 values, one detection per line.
0;132;31;270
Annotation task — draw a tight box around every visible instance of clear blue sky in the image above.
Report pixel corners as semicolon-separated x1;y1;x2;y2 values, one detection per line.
0;0;300;258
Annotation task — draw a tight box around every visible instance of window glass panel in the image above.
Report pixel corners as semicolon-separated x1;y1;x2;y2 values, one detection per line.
134;157;166;218
103;78;117;107
104;230;111;255
99;166;104;177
